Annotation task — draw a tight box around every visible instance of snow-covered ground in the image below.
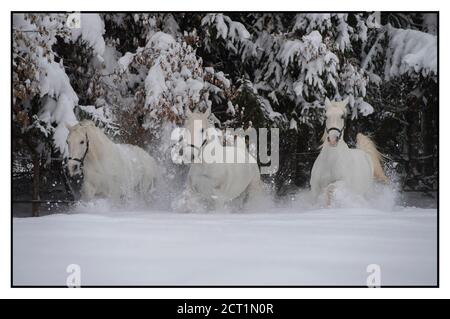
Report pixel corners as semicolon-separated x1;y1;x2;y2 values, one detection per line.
13;197;437;286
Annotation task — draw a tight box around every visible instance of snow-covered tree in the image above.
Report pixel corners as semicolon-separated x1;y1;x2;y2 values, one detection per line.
12;13;109;212
360;23;437;190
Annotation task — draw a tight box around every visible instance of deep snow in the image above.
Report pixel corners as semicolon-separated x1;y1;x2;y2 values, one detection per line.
13;201;437;286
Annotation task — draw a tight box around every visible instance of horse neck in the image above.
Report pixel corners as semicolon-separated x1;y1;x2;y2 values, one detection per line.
84;126;113;164
320;139;349;159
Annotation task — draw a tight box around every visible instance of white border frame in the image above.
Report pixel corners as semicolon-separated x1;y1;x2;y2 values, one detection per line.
2;0;447;298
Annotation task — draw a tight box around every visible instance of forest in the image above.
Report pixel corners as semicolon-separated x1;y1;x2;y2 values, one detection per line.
12;12;438;215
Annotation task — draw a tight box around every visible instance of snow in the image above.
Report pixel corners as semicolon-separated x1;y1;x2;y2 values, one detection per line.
13;201;436;286
117;52;135;72
385;27;437;80
357;100;375;116
293;14;351;52
13;13;35;31
289;118;298;131
335;14;351;52
277;30;339;101
13;13;97;155
202;13;254;56
71;14;106;57
293;14;332;33
226;101;236;115
228;20;251;42
100;45;121;74
145;62;167;110
259;97;283;122
141;32;203;112
162;14;180;36
77;104;115;130
51;95;79;152
122;29;233;138
38;68;78;154
38;61;77;102
145;31;176;51
214;71;231;89
214;14;228;39
202;13;250;42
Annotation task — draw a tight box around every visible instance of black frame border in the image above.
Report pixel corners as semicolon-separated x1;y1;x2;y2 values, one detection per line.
10;10;440;288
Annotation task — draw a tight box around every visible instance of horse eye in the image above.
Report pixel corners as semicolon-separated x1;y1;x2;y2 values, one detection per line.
201;128;204;133
80;141;85;145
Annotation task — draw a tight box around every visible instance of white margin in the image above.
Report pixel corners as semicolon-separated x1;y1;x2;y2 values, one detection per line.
1;0;446;299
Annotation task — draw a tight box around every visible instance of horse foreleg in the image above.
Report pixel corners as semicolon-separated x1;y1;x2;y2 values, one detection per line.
326;183;336;207
81;182;96;202
248;177;262;199
212;196;226;211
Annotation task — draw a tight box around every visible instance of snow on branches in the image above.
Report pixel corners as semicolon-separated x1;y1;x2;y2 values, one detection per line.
241;13;377;123
277;30;339;98
71;13;106;58
293;14;352;52
384;26;437;81
115;29;234;149
201;13;256;59
13;14;79;154
362;24;437;83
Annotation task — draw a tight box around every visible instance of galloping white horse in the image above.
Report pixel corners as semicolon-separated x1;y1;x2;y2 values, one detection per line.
310;98;388;205
177;107;262;211
66;120;158;201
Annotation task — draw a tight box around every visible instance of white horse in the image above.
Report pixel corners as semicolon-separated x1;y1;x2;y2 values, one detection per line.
310;98;388;205
177;107;262;211
66;120;158;202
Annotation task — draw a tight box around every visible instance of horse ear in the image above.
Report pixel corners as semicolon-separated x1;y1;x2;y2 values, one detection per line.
65;122;74;131
325;97;331;108
204;105;211;117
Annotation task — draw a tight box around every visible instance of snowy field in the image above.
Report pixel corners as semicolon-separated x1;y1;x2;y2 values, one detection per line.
13;193;437;286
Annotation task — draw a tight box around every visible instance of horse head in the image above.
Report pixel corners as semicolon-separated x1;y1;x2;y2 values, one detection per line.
66;121;92;176
181;106;211;163
323;97;349;147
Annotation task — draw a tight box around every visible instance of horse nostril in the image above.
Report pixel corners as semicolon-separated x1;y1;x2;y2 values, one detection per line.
179;148;183;156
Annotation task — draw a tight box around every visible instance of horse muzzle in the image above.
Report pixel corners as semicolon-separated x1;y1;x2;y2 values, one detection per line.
326;126;343;147
327;135;339;147
67;161;82;177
